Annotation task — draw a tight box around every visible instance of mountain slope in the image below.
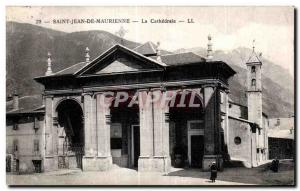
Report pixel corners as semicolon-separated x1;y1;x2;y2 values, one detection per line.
6;22;139;96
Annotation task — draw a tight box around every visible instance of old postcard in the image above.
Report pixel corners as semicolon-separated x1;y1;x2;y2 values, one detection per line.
5;6;295;186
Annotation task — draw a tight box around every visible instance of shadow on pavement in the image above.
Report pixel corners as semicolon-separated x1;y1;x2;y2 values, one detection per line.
165;160;294;185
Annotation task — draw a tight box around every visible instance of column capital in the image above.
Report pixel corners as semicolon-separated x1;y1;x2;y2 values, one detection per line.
82;92;94;97
44;94;54;99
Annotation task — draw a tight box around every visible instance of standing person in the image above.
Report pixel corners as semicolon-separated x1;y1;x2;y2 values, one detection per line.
275;158;279;172
210;162;218;183
270;158;279;172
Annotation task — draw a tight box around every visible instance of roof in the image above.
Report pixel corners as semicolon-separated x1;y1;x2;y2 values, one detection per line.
6;95;43;112
268;129;294;140
6;95;45;116
52;62;89;76
160;52;206;66
75;43;166;75
133;41;157;55
247;49;262;64
35;43;235;79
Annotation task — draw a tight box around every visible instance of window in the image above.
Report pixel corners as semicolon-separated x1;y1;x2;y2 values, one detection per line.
251;66;256;73
251;79;256;87
34;140;39;152
234;137;241;145
256;148;260;153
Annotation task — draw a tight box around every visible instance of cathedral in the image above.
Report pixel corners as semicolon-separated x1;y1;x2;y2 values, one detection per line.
6;36;269;173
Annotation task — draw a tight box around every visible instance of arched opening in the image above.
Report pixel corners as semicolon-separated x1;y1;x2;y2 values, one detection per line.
56;99;84;169
251;79;256;87
168;91;204;168
110;94;139;169
251;66;256;73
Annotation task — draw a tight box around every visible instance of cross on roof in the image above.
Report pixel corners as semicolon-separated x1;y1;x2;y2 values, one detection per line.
252;39;256;51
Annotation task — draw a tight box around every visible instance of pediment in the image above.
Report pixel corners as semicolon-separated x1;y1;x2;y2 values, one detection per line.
96;58;143;74
76;44;165;76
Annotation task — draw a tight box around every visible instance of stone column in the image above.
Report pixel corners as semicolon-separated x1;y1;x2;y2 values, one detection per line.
152;89;171;173
202;85;222;171
138;90;154;171
44;95;57;171
95;93;112;170
82;92;98;171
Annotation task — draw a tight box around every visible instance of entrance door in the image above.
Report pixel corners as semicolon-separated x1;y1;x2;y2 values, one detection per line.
15;159;19;173
187;120;204;168
32;160;42;173
190;135;204;168
131;125;140;167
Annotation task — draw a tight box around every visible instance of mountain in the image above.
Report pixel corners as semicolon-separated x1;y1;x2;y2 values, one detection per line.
6;22;294;117
6;21;139;97
175;47;294;118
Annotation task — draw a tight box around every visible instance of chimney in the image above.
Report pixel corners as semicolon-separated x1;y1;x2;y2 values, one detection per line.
45;52;53;76
85;47;90;62
156;42;162;62
13;90;19;110
207;34;213;61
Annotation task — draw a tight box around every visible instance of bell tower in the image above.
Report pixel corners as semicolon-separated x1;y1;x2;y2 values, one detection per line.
246;40;262;127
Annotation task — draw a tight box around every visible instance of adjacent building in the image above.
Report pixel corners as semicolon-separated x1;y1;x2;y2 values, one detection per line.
268;117;294;159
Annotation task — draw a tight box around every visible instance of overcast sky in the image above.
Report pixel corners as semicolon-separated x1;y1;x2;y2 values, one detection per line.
6;6;294;75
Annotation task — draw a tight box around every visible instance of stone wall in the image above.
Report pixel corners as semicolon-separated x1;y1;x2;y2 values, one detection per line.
227;117;252;168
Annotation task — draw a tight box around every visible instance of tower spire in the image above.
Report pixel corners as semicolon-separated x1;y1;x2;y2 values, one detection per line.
252;39;256;52
156;41;162;62
207;34;213;61
45;52;53;76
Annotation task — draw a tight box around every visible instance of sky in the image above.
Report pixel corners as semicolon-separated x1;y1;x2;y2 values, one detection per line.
6;6;294;75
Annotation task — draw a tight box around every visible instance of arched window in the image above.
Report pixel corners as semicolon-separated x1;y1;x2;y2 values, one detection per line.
251;66;256;73
251;79;256;87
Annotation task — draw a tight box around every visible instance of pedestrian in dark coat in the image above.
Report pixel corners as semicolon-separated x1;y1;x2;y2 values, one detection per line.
210;162;217;183
270;158;279;172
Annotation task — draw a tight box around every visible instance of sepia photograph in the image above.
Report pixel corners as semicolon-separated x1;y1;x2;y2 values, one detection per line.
5;6;295;186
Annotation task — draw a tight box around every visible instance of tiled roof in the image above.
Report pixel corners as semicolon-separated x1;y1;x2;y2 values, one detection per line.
133;41;157;55
160;52;206;66
52;62;89;76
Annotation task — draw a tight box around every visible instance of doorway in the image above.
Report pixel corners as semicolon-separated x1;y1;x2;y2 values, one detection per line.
187;120;204;168
32;160;42;173
190;135;204;167
56;99;84;169
131;125;140;167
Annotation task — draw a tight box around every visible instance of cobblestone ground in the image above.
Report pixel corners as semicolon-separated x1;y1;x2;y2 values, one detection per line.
6;160;294;186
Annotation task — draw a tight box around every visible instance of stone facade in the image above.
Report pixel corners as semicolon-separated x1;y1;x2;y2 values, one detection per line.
7;41;272;174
